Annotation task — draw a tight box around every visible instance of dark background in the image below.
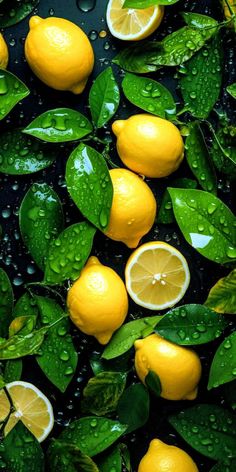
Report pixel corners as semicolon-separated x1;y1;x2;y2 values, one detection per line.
0;0;236;470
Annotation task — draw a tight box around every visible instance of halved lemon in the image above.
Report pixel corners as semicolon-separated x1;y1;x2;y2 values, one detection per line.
106;0;164;41
0;381;54;442
125;241;190;310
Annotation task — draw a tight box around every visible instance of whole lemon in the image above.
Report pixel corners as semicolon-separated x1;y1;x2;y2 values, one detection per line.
105;168;157;248
138;439;199;472
0;33;9;69
67;256;128;345
25;16;94;94
112;114;184;178
134;334;201;400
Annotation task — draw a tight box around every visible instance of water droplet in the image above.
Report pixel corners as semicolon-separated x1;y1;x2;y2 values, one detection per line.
226;247;236;259
77;0;96;12
60;350;70;361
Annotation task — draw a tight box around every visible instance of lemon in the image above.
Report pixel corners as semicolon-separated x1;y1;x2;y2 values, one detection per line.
0;381;54;442
125;241;190;310
112;114;184;178
134;334;202;401
106;0;164;41
0;33;9;69
25;16;94;94
221;0;236;23
67;256;128;345
105;168;157;248
138;439;199;472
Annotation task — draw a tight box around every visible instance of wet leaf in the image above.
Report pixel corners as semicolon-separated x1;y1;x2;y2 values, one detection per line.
0;69;29;120
145;370;162;397
224;380;236;411
102;316;162;360
89;67;120;128
156;304;227;345
157;178;197;224
47;440;99;472
35;296;77;392
89;351;131;376
0;0;39;27
123;0;179;7
117;383;150;434
44;222;96;284
210;460;236;472
122;73;176;120
82;371;127;416
227;83;236;99
9;315;37;337
210;125;236;180
168;188;236;264
66;143;113;231
182;12;219;29
58;417;127;457
113;25;217;72
0;326;48;360
0;129;57;175
19;183;64;270
205;270;236;314
169;404;236;461
23;108;93;143
13;292;39;319
185;122;217;193
96;444;122;472
208;332;236;390
4;359;22;383
0;269;13;338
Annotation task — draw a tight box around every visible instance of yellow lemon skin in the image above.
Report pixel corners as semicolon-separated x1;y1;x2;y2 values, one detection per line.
105;168;157;248
221;0;236;24
134;334;202;401
112;114;184;178
25;16;94;94
0;33;9;69
138;439;199;472
67;256;128;345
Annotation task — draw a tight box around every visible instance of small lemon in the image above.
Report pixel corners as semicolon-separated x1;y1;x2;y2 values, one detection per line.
25;16;94;94
134;334;202;401
138;439;199;472
112;114;184;178
105;168;157;248
0;33;9;69
67;256;128;345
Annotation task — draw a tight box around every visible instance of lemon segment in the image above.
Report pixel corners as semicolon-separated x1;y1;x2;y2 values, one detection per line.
0;381;54;442
106;0;164;41
125;241;190;310
0;33;9;69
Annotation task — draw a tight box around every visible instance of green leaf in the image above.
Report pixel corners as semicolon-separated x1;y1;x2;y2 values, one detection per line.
82;371;127;416
155;304;227;345
185;122;217;193
0;69;29;120
122;73;176;120
210;460;236;472
102;316;162;360
205;270;236;314
157;178;197;224
96;444;122;472
9;315;36;337
58;417;127;457
19;183;64;270
117;383;150;434
210;125;236;180
35;296;78;392
168;188;236;264
227;83;236;99
47;441;99;472
0;269;13;338
89;67;120;128
123;0;179;7
182;12;219;29
13;292;39;319
169;404;236;461
208;332;236;390
66;143;113;231
113;25;217;72
224;380;236;411
145;370;162;397
4;359;22;383
89;351;131;376
0;0;39;27
1;421;44;471
23;108;93;143
0;325;48;360
44;222;96;284
180;33;223;119
0;129;57;175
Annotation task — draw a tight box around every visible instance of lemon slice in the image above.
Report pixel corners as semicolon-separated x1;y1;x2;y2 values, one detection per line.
125;241;190;310
106;0;164;41
0;381;54;442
